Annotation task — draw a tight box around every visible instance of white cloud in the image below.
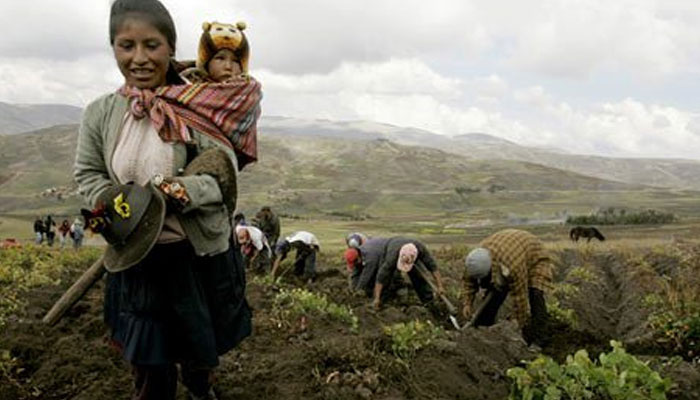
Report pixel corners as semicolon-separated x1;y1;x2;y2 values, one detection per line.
685;117;700;137
1;0;698;81
470;74;509;104
525;94;700;159
0;55;120;106
653;115;671;129
260;58;462;97
513;86;551;108
258;58;700;159
498;0;699;79
0;1;109;60
228;0;489;74
0;0;698;159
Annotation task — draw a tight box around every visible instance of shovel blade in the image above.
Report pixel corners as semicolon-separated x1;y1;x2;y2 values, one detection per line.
449;315;461;330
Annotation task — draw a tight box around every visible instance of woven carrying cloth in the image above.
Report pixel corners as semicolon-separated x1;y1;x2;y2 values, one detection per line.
117;78;262;169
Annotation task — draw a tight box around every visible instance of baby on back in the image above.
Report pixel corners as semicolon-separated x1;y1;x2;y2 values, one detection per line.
181;20;250;83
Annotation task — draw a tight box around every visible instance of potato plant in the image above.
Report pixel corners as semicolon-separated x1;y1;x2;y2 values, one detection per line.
507;341;671;400
642;243;700;360
0;245;100;329
273;288;359;332
382;320;443;359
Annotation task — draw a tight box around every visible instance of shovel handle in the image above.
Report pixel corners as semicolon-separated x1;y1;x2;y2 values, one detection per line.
464;290;496;329
413;263;457;314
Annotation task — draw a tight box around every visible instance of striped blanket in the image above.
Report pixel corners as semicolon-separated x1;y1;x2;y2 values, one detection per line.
118;77;262;169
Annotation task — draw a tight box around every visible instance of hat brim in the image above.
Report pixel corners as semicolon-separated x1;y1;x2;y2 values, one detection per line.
103;186;166;273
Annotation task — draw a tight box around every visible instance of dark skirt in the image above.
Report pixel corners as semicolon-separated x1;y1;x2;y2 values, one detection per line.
104;240;252;367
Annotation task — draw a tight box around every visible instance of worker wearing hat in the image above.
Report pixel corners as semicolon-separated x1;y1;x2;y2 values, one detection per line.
271;231;320;282
236;224;272;274
463;229;553;346
353;237;445;310
344;237;388;290
345;232;368;249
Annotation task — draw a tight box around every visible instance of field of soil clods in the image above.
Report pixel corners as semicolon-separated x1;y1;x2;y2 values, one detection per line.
1;241;699;399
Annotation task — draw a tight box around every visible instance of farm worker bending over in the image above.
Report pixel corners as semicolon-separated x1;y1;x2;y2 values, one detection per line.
236;225;272;274
252;206;281;255
463;229;553;347
345;237;389;290
355;237;445;310
271;231;320;282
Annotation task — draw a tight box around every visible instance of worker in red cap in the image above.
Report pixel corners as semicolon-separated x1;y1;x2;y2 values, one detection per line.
343;232;369;288
344;247;361;289
346;237;444;310
344;237;389;291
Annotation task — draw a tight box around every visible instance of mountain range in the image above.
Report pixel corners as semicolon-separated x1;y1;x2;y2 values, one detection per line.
0;102;82;135
0;102;699;220
0;121;640;207
261;116;700;190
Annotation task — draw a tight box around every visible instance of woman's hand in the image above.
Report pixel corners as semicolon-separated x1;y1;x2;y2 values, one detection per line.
152;174;190;209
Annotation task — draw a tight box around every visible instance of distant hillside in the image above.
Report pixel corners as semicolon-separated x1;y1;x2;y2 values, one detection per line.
0;102;82;135
242;136;638;193
5;107;699;189
0;123;643;217
0;124;80;214
261;116;700;190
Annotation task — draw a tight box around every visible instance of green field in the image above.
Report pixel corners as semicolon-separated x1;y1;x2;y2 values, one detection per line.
2;124;700;253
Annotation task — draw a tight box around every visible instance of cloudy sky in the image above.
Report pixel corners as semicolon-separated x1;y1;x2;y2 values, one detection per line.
1;0;699;159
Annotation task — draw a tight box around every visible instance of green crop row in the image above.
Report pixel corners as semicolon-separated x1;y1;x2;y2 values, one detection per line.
508;341;671;400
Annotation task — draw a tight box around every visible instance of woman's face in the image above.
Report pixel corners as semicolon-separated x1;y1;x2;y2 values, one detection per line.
113;17;172;89
207;49;241;82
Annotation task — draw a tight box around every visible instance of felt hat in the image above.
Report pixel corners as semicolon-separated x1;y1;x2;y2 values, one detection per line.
397;243;418;272
82;183;166;273
184;147;237;212
465;247;492;280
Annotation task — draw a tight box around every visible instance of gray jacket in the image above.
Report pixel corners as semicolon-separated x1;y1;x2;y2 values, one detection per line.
74;93;241;256
355;238;391;292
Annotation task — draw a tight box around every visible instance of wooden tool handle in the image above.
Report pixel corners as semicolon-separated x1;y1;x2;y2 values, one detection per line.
413;263;457;314
42;255;106;326
467;290;495;328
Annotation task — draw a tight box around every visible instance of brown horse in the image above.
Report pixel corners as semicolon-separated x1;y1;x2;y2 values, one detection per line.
569;226;605;242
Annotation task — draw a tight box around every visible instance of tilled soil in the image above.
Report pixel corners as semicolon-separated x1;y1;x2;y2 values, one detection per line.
1;246;699;399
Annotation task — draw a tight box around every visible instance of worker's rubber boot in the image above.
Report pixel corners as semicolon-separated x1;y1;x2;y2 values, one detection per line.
526;288;551;347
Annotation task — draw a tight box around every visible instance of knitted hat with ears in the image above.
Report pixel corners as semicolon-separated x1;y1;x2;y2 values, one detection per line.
197;20;248;72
